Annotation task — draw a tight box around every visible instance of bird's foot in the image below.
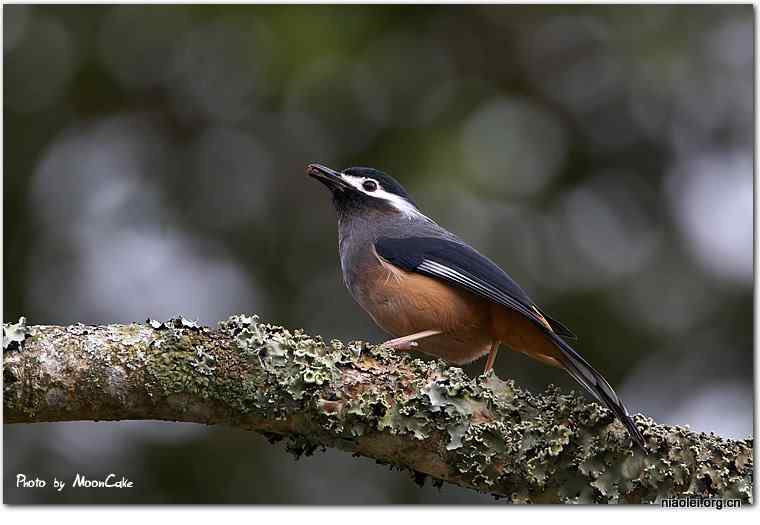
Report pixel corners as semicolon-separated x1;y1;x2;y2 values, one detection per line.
378;330;441;352
380;339;419;351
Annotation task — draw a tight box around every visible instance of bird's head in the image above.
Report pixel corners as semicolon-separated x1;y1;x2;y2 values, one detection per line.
307;163;422;219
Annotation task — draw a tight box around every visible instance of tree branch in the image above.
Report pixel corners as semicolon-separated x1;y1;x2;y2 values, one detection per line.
3;315;753;503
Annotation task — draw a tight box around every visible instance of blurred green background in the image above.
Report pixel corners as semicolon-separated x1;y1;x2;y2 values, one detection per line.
3;4;753;504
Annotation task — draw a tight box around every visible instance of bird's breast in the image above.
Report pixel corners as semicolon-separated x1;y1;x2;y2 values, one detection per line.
344;247;493;362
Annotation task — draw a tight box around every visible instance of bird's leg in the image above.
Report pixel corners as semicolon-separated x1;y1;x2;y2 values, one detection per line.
380;330;442;351
483;342;500;375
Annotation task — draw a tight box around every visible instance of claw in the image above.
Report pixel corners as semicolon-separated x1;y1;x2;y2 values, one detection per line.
379;330;442;352
381;340;418;351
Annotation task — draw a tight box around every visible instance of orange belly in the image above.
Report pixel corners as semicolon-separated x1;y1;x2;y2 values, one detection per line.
359;255;494;364
357;253;563;367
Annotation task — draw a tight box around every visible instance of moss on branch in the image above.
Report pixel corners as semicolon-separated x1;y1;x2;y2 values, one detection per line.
3;315;753;503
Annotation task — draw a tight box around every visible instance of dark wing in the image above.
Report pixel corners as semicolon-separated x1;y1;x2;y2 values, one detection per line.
376;236;645;448
375;236;574;337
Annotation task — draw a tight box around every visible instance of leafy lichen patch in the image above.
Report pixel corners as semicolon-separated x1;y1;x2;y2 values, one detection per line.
3;314;753;504
3;317;27;352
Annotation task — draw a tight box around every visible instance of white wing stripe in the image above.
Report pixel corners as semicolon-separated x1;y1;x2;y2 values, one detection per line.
420;260;513;301
418;260;536;318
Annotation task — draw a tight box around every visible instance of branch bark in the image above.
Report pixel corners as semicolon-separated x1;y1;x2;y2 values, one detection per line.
3;315;753;504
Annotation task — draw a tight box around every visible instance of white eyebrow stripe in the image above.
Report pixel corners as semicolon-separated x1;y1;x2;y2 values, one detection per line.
339;173;434;222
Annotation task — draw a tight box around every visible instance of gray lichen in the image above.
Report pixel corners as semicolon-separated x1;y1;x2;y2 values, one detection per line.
3;314;753;504
3;317;27;352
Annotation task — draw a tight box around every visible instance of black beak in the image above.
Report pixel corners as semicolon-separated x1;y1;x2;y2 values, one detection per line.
307;163;349;191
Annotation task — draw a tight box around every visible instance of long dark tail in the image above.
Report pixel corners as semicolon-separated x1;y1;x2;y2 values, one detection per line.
551;334;646;450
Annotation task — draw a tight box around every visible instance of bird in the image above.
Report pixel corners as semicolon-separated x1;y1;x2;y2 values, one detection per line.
307;163;646;449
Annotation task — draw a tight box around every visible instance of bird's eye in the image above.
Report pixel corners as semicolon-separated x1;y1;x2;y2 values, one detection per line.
362;180;378;192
